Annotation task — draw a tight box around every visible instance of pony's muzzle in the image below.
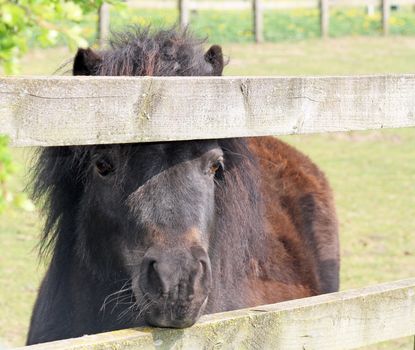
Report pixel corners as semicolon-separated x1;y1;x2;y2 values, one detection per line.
138;246;212;328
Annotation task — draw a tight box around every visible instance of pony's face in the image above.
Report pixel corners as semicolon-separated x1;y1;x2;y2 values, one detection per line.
77;141;224;327
70;29;226;327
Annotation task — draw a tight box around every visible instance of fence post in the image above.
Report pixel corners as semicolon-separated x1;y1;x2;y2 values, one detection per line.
253;0;263;43
382;0;389;35
179;0;190;28
98;3;110;48
367;5;375;16
319;0;329;38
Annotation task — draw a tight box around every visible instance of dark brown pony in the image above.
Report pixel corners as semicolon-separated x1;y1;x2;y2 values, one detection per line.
27;27;339;345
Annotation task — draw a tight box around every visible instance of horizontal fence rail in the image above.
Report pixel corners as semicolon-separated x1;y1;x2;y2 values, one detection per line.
1;75;415;147
16;278;415;350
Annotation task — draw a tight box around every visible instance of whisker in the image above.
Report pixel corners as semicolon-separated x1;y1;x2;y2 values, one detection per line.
110;294;135;314
100;279;133;313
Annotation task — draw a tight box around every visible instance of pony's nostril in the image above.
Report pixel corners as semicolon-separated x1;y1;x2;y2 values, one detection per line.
147;260;157;277
150;261;158;272
140;257;165;297
140;250;211;303
199;260;206;274
196;257;212;291
198;256;211;276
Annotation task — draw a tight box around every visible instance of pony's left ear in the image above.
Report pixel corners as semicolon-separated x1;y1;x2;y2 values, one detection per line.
73;48;102;76
205;45;224;76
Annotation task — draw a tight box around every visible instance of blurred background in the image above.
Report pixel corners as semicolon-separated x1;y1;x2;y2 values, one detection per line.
0;0;414;348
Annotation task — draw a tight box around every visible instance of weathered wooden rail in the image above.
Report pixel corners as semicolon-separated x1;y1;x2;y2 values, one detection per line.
14;279;415;349
1;75;414;349
1;75;415;147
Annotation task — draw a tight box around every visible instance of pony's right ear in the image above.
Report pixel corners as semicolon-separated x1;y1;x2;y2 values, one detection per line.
205;45;224;76
73;48;102;76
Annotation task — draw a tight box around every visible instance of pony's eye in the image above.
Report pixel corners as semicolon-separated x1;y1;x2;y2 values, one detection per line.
209;158;224;177
95;158;114;177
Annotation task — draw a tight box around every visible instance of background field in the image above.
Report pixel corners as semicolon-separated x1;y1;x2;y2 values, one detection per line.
108;7;415;42
1;20;415;350
21;5;415;52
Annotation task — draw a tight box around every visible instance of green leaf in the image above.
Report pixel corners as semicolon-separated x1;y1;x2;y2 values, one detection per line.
0;0;123;73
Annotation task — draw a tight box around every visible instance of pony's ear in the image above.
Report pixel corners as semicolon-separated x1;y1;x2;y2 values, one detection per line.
204;45;224;76
73;48;102;76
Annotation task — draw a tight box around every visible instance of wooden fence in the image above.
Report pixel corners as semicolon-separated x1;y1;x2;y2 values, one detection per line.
14;279;415;349
98;0;415;45
1;74;415;348
2;75;415;146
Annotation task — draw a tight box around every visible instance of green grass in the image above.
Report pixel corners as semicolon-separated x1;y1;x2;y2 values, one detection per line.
223;36;415;76
106;7;415;44
2;37;415;348
18;36;415;77
42;6;415;48
282;129;415;289
282;129;415;350
0;149;43;347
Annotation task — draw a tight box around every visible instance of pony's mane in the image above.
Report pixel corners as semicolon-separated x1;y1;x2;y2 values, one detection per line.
32;146;93;258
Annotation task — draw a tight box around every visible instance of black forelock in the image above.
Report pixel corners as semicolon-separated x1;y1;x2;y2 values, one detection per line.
96;26;216;76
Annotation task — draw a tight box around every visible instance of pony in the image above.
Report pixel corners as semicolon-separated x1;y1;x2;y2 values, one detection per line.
27;27;339;345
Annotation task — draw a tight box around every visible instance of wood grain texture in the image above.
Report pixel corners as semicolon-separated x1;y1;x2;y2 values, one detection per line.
17;279;415;350
1;75;415;147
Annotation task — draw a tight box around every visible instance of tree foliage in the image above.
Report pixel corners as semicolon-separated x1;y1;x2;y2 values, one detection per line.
0;0;122;74
0;0;122;213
